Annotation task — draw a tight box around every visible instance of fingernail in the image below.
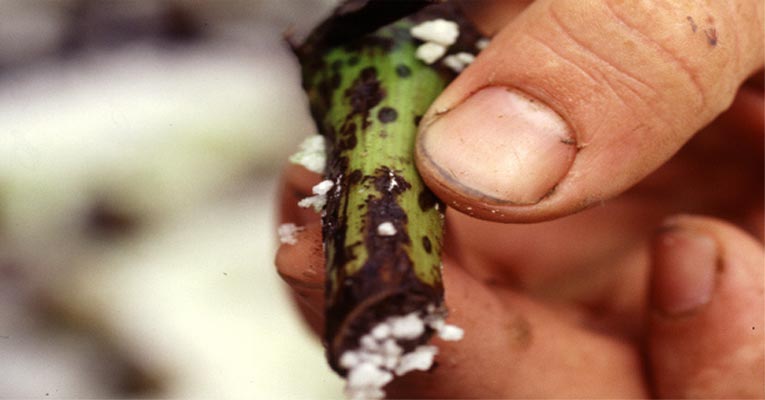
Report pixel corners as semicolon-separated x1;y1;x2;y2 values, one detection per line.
652;228;718;316
419;87;576;205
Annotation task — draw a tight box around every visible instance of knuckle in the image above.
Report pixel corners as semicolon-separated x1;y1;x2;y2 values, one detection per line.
547;0;743;132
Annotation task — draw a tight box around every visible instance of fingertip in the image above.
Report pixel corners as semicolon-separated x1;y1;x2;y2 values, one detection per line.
417;0;763;224
275;221;326;333
416;87;577;223
648;215;765;398
275;221;324;290
650;225;717;316
278;163;323;225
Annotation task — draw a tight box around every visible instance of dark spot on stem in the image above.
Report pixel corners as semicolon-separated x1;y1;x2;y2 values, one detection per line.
395;64;411;77
348;169;363;185
331;59;343;71
422;236;432;253
341;121;357;137
345;67;385;129
372;166;411;195
377;107;398;123
341;133;357;150
348;56;359;66
418;189;438;211
413;115;423;126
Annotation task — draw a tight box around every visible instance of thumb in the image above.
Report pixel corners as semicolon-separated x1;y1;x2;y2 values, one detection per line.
416;0;764;222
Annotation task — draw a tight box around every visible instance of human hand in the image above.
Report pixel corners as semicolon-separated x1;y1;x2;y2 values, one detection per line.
275;0;764;397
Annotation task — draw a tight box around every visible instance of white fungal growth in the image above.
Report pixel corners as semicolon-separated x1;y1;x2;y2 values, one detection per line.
277;223;303;245
455;52;475;64
442;52;475;73
425;315;445;331
410;19;460;46
438;324;464;341
376;222;397;236
371;324;391;340
298;179;334;212
312;180;334;195
289;134;326;173
345;363;393;400
442;54;465;73
339;306;463;399
476;38;491;50
394;345;438;375
415;42;447;64
387;170;398;191
389;312;425;339
339;351;361;369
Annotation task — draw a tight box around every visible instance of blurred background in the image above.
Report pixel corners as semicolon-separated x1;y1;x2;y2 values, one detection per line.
0;0;345;398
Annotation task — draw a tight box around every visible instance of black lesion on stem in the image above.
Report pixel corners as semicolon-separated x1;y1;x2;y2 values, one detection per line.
395;64;411;77
422;236;432;254
417;189;440;211
377;106;398;123
324;165;442;374
345;67;386;129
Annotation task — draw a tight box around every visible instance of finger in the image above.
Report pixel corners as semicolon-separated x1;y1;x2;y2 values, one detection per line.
416;0;764;222
386;261;648;398
457;0;532;36
275;221;325;335
277;163;322;226
648;215;764;398
275;222;649;397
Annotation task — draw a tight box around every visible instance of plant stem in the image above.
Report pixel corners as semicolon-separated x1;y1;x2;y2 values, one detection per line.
295;3;478;374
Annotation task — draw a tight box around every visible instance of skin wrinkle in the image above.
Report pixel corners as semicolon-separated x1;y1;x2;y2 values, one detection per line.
600;0;708;111
524;33;603;94
544;5;682;138
526;27;665;127
528;30;671;135
548;4;659;99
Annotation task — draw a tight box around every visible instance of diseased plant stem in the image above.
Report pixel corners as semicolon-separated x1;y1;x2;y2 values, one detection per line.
295;3;478;375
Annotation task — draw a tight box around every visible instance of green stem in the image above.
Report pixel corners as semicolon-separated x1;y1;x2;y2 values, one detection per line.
296;4;478;374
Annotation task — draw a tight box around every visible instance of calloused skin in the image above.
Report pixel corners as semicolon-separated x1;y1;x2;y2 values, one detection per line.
275;1;764;398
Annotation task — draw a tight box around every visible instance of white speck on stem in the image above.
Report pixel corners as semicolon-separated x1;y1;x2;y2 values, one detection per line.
476;38;491;50
289;134;326;173
442;52;475;73
438;325;464;341
442;55;464;72
345;363;393;400
415;42;447;64
387;170;398;191
394;345;438;376
455;52;475;64
298;180;334;212
371;324;391;340
376;222;397;236
312;180;334;195
410;19;460;46
390;313;425;339
339;305;463;399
